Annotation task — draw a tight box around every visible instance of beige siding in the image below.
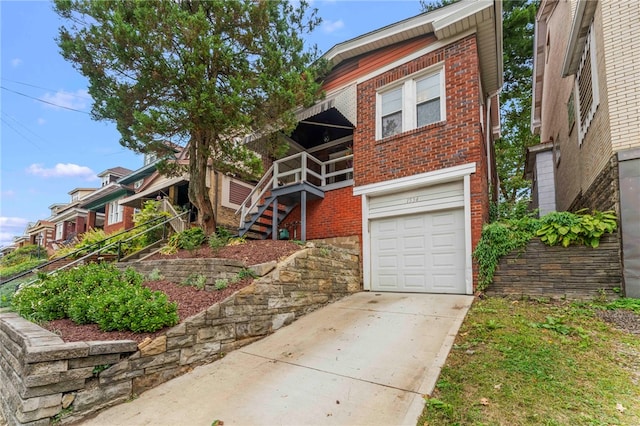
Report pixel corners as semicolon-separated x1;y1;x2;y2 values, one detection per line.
538;1;581;211
601;1;640;153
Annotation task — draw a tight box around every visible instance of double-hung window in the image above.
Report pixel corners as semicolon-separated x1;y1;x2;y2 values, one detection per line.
108;200;123;225
377;66;444;140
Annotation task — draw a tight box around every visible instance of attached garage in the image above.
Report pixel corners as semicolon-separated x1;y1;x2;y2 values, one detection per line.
354;164;475;295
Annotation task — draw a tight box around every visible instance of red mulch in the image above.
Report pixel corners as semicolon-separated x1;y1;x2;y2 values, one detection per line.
42;240;302;344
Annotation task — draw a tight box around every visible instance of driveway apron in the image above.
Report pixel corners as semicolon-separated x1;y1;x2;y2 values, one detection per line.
83;292;473;426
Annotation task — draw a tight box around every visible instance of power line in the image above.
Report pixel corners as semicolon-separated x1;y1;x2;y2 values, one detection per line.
0;116;43;150
1;86;90;114
1;112;50;151
0;78;93;100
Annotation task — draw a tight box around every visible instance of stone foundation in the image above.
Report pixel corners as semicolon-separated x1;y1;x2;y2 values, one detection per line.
0;243;361;425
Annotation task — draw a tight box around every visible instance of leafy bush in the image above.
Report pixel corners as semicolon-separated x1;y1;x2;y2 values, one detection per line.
147;268;164;281
12;263;178;332
160;227;206;254
536;210;617;248
214;278;228;291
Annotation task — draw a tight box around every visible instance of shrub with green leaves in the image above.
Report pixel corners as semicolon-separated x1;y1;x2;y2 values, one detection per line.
182;273;207;290
536;210;617;248
214;278;228;291
12;263;177;332
160;227;206;254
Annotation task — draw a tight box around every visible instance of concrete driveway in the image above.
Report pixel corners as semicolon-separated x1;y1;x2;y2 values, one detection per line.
83;292;473;426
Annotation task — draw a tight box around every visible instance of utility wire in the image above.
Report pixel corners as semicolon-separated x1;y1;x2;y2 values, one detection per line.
1;112;50;151
1;86;90;114
0;78;93;100
0;116;43;150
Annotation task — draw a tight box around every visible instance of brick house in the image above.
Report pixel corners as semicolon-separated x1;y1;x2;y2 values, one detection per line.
49;187;101;245
529;0;640;296
238;0;502;294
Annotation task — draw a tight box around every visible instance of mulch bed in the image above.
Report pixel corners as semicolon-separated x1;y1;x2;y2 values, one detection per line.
42;240;302;344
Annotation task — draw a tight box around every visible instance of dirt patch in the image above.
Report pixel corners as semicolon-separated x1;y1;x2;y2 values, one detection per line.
42;240;302;343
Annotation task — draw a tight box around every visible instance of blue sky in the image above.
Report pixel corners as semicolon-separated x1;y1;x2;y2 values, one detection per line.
0;0;428;248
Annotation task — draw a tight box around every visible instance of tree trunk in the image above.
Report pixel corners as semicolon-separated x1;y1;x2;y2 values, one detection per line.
188;134;217;235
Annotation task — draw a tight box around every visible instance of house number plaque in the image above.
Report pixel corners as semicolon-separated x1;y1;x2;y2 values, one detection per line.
406;196;420;204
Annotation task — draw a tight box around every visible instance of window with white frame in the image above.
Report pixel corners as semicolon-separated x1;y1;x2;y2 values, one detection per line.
377;66;444;140
107;200;123;224
55;223;63;240
575;22;599;145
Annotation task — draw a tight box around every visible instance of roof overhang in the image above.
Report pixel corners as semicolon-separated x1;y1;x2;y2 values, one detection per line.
524;140;554;179
531;0;559;134
295;84;357;127
50;208;90;224
322;0;503;95
119;175;188;209
561;0;598;77
80;183;130;210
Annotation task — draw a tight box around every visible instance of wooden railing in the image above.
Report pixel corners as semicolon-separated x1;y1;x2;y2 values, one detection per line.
236;151;353;229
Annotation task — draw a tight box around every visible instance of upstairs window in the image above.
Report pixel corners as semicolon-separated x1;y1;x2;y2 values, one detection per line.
381;87;403;138
576;22;599;145
377;66;445;140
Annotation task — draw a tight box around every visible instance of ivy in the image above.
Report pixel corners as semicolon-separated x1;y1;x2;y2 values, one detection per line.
474;210;617;292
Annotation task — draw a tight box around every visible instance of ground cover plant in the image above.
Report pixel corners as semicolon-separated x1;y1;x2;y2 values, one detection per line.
0;244;47;280
12;263;178;333
419;297;640;425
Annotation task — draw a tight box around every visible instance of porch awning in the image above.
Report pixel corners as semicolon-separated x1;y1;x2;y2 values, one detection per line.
118;176;188;208
295;84;357;127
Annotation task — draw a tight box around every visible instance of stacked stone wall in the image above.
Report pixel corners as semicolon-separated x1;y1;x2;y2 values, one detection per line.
0;244;361;425
488;233;622;299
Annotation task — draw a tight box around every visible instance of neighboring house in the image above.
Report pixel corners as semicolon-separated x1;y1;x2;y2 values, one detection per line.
238;0;503;294
117;148;254;231
12;222;32;249
530;0;640;296
26;220;55;250
49;187;100;245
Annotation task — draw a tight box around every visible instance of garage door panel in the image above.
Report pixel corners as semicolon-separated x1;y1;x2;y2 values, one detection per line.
371;207;465;294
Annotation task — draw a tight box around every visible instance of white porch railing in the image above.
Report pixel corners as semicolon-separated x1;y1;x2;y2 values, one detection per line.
236;151;353;229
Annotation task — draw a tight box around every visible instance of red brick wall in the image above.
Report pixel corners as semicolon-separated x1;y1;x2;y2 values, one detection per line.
103;205;136;234
354;34;489;254
281;186;362;240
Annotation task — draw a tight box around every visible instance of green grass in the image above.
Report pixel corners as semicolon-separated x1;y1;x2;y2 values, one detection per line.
419;297;640;425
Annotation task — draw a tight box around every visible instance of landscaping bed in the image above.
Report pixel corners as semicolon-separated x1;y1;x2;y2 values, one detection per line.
41;239;302;344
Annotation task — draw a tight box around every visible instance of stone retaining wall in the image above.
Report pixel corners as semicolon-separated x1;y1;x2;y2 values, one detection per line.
0;244;361;425
487;233;622;299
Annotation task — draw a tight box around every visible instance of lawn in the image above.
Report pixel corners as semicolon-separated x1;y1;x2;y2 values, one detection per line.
419;297;640;425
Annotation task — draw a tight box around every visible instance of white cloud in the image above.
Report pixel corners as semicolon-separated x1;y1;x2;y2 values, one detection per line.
11;58;22;67
37;118;46;125
322;19;344;34
41;89;90;111
0;217;30;247
26;163;98;181
1;190;15;197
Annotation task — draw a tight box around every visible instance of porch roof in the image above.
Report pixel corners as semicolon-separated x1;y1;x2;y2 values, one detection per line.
118;175;188;209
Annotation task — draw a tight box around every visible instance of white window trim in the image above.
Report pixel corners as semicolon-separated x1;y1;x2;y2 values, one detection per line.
221;175;255;210
575;22;599;145
375;63;446;140
55;223;64;240
108;200;123;225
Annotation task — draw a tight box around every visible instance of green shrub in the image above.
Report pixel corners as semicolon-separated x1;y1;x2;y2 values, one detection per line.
0;258;47;280
536;210;617;248
12;263;178;332
147;268;164;281
160;227;206;254
1;245;47;267
214;278;228;291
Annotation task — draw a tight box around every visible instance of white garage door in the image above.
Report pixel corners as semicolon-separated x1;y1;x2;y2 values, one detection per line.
369;180;466;294
371;208;466;293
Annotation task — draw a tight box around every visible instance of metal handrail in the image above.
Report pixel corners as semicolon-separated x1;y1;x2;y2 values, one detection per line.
1;210;189;289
